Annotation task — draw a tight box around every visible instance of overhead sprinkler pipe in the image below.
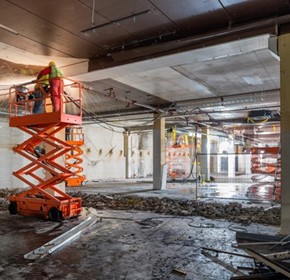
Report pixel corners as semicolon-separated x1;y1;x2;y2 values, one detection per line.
81;10;150;33
0;24;18;35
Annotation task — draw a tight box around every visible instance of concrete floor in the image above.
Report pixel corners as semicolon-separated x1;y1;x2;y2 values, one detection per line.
0;208;279;280
78;179;277;206
0;179;281;279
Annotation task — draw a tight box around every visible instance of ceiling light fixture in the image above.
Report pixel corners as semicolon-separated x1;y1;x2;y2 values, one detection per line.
243;75;263;85
247;110;272;121
81;10;150;33
0;24;18;35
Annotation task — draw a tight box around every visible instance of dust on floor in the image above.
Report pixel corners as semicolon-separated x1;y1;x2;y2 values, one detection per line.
0;209;279;280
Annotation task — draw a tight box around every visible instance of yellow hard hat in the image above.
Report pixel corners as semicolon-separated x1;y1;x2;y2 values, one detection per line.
49;61;56;66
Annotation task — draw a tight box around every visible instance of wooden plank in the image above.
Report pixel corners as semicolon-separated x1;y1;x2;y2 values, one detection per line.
236;232;286;243
230;272;284;280
244;248;290;279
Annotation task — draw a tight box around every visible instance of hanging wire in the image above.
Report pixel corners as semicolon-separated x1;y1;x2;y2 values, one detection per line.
81;84;162;130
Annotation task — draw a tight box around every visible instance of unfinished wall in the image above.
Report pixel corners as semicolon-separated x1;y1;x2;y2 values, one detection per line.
82;125;125;180
0;120;154;187
129;132;153;178
0;119;26;189
82;126;153;181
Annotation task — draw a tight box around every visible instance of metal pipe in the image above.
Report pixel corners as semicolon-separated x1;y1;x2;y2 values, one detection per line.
176;90;280;110
84;92;279;121
81;10;150;33
110;14;290;62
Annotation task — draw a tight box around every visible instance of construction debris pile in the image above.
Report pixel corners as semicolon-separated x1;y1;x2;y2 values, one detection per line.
0;189;280;225
0;189;17;211
199;231;290;279
228;231;290;279
70;192;280;226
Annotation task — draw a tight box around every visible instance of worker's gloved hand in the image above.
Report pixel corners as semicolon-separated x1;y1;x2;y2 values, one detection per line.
28;94;35;100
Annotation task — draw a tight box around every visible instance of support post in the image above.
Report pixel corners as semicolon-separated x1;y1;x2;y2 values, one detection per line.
228;137;235;178
123;131;131;178
201;127;210;182
153;115;166;190
279;33;290;234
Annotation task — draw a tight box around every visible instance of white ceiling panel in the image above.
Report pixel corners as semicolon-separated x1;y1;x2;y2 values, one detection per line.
114;67;215;101
173;49;280;96
75;35;270;82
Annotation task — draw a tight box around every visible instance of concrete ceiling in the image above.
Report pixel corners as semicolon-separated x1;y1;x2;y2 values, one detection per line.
0;0;288;143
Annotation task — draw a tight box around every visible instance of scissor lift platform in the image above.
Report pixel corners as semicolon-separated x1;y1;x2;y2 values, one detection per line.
8;79;83;221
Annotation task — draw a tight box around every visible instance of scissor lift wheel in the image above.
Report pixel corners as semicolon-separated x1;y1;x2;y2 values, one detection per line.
8;202;18;215
48;207;63;222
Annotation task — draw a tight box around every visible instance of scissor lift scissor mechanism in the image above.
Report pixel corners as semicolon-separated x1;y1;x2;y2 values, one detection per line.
65;126;86;187
8;79;83;221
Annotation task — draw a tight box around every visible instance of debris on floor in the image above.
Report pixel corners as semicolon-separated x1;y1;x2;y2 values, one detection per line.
24;215;99;260
0;209;280;280
230;232;290;279
0;185;285;279
0;187;281;226
70;192;280;226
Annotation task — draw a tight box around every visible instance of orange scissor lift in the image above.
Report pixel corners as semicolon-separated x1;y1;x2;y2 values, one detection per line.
65;126;86;187
8;79;82;221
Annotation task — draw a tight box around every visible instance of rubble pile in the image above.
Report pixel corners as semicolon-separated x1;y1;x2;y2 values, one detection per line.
0;188;29;211
71;192;280;226
0;189;15;211
0;188;280;225
0;199;9;211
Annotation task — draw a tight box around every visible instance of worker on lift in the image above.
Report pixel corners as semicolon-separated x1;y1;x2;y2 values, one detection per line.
33;74;49;114
37;61;64;112
15;85;29;103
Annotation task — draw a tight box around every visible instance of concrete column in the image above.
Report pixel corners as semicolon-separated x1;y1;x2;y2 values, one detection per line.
123;131;131;178
201;127;210;181
210;140;218;175
279;33;290;234
228;137;235;178
153;116;166;190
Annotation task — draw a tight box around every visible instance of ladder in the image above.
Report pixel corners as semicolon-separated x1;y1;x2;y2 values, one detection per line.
8;79;83;221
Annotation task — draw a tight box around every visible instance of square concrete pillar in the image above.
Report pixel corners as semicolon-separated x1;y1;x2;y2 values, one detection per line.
153;116;166;190
123;131;131;178
201;127;210;181
279;33;290;234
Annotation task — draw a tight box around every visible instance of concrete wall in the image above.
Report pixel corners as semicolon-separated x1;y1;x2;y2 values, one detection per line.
1;120;154;188
82;125;125;180
129;132;153;178
82;126;153;181
0;119;26;189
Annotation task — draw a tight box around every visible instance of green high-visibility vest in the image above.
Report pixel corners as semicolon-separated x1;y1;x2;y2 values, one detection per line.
50;65;63;79
35;74;49;90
